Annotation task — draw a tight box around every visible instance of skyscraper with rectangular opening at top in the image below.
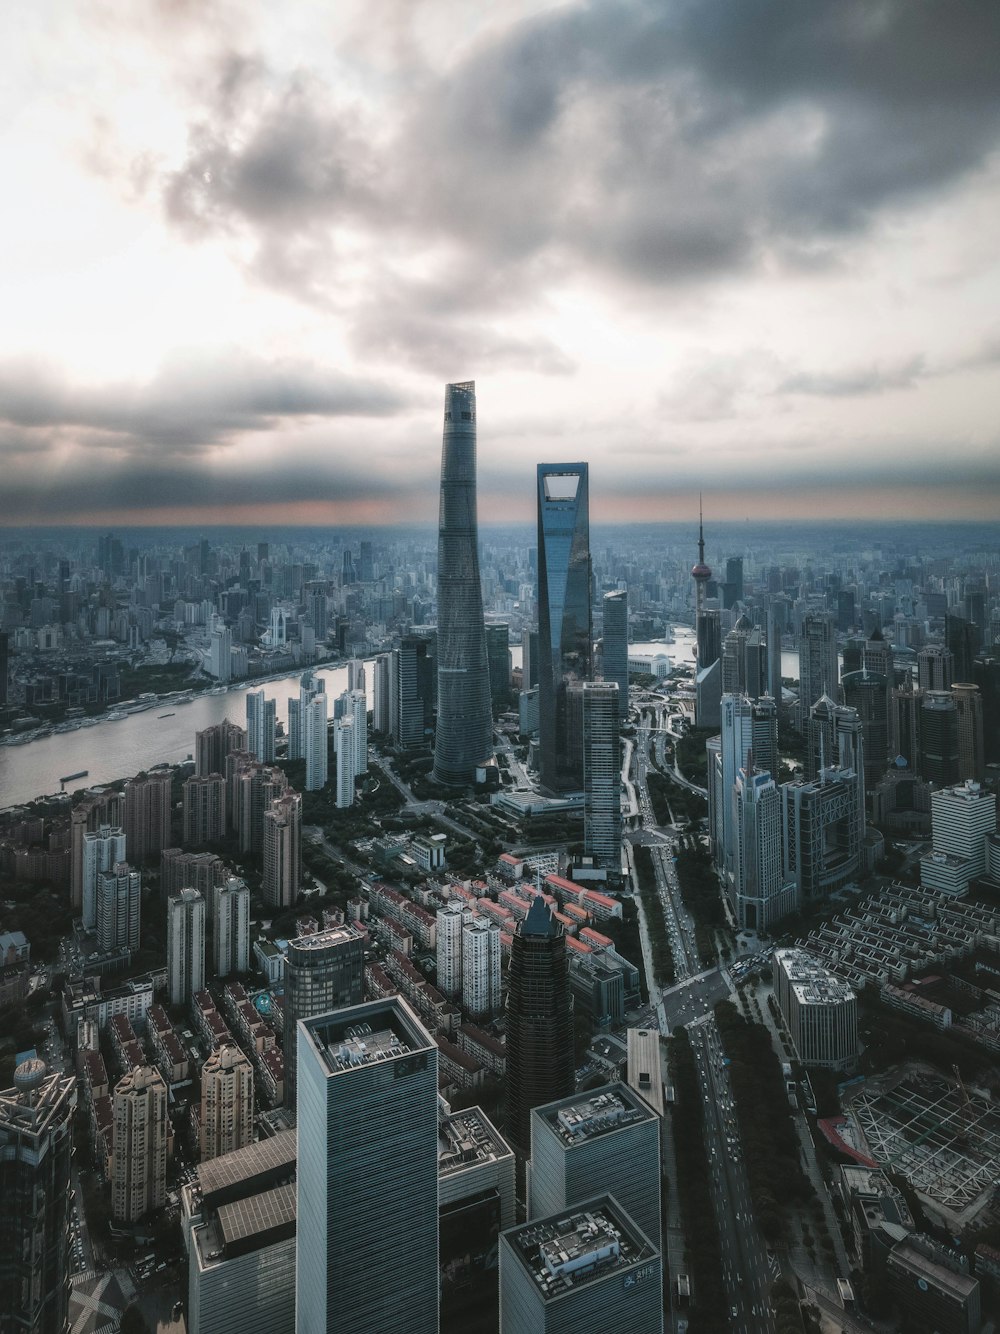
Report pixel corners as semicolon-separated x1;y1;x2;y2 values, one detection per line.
433;380;494;786
537;463;592;793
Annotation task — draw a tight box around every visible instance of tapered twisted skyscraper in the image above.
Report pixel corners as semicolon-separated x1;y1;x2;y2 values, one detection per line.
433;381;494;785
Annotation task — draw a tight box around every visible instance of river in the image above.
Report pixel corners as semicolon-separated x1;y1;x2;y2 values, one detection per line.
0;626;802;808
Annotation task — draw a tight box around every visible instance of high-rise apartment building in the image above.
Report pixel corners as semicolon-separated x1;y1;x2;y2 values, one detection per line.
196;719;247;778
601;591;629;726
182;773;226;847
529;1084;661;1249
333;716;356;809
246;690;276;763
96;862;141;954
161;848;226;902
797;613;839;727
167;886;205;1006
124;770;172;862
433;381;494;785
70;789;124;914
0;1061;75;1334
81;823;126;931
230;760;288;853
499;1194;662;1334
461;916;502;1019
262;793;301;909
582;681;622;869
505;898;574;1155
208;622;232;682
283;924;364;1110
112;1064;169;1222
436;900;469;1000
199;1044;254;1161
537;463;592;794
295;1000;440;1334
287;671;325;762
214;876;250;978
303;691;328;792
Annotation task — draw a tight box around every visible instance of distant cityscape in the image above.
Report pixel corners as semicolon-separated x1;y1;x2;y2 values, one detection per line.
1;382;999;1334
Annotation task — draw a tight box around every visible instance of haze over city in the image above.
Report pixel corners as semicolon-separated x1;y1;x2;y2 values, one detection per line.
4;0;1000;525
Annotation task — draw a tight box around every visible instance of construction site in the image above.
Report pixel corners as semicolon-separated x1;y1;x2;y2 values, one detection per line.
840;1062;1000;1231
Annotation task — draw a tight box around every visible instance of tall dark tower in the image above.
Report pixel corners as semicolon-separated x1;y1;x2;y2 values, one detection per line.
433;381;494;785
537;463;592;793
505;897;574;1156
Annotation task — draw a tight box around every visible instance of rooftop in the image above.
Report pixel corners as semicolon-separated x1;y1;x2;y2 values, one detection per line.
775;947;856;1006
303;998;434;1076
287;923;361;954
196;1129;297;1208
438;1106;513;1176
537;1084;652;1145
505;1196;656;1302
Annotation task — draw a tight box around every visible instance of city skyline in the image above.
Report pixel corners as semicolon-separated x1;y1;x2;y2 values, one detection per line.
2;2;1000;526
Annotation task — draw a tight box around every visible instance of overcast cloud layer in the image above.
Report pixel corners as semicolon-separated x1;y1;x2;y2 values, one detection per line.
2;0;999;523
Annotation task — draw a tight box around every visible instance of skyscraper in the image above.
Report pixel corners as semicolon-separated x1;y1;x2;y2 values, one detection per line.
529;1083;661;1250
601;590;628;725
303;691;328;791
582;681;622;869
505;897;574;1156
537;463;592;793
283;924;364;1110
840;670;889;788
433;381;494;786
461;916;502;1019
182;773;227;846
295;999;440;1334
798;613;839;727
262;793;301;908
199;1044;254;1161
486;622;512;717
81;823;126;931
733;763;795;932
953;682;985;782
96;862;141;954
214;876;250;978
392;634;435;749
196;719;247;778
167;886;205;1006
0;1061;75;1334
918;644;955;692
334;716;356;809
435;900;469;1000
112;1064;169;1222
124;770;172;862
246;690;276;763
288;671;324;762
499;1194;662;1334
70;790;124;914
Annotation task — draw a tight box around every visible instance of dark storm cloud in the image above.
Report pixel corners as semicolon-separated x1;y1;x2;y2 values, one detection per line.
0;454;402;521
0;355;411;453
158;1;1000;302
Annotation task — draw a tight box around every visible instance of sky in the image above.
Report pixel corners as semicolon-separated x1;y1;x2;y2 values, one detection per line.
2;0;1000;527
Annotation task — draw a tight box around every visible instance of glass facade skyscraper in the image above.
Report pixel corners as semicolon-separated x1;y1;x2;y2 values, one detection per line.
505;897;574;1156
295;999;439;1334
537;463;592;793
433;381;494;786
